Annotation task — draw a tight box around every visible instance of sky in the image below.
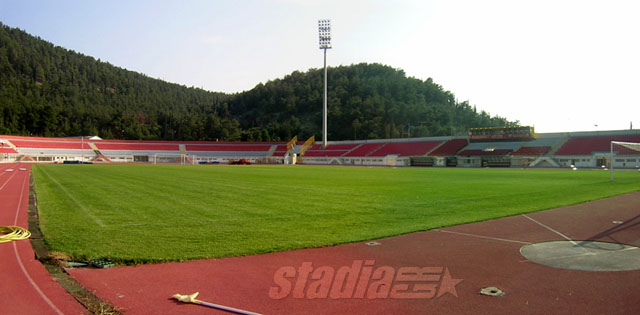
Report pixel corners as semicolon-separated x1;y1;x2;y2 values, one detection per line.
1;0;639;133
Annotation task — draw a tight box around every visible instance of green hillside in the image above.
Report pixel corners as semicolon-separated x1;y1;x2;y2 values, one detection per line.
229;64;516;140
0;22;516;141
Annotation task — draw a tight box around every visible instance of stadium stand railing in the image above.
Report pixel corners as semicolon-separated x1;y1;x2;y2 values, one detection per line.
299;136;315;156
88;142;111;162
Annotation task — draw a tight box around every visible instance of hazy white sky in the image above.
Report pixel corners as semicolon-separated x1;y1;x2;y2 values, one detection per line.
1;0;639;133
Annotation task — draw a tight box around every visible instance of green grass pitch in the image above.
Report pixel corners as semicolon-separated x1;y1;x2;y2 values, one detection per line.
31;164;640;264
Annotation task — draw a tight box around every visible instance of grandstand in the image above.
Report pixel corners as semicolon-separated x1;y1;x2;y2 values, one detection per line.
428;138;468;156
302;144;359;157
368;141;441;157
344;143;385;157
0;141;18;164
553;133;640;168
2;128;639;168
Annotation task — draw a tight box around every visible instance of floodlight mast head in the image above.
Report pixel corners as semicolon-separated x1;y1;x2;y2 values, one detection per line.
318;19;332;49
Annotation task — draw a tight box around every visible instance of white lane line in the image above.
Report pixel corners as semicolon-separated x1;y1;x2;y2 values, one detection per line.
436;229;532;245
544;246;640;261
520;243;640;263
521;214;600;257
0;165;19;191
521;214;576;244
12;171;64;315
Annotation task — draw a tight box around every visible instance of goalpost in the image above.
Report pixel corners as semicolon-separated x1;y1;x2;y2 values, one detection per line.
610;141;640;181
153;154;194;165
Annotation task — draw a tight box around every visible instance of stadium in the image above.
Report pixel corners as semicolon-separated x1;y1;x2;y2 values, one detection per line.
1;3;640;313
2;126;640;169
2;126;640;314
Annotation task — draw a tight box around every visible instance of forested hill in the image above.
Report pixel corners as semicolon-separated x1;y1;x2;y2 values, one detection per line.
0;22;233;141
0;22;517;141
230;65;516;140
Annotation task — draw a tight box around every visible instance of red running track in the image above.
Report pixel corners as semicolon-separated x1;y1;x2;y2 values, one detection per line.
68;190;640;314
0;163;86;314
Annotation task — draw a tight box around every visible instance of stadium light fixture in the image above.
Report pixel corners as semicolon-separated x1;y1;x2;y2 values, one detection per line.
318;19;331;148
318;19;332;49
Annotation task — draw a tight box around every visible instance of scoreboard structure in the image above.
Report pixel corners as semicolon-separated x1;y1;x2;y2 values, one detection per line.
469;126;535;142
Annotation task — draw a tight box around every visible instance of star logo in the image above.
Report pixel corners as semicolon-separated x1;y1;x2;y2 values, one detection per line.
437;268;463;298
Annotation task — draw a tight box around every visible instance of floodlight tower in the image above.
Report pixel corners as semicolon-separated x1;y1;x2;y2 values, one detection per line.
318;19;331;148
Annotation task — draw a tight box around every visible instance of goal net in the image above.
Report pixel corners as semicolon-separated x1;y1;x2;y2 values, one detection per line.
610;141;640;180
153;154;193;165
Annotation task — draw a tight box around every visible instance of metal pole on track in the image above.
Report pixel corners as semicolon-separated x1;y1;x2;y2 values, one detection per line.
173;292;262;315
610;141;614;181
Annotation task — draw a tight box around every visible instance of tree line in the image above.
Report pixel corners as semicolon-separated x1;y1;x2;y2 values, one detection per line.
0;22;517;142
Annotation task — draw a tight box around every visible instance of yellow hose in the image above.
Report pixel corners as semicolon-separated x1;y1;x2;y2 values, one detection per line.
0;226;31;243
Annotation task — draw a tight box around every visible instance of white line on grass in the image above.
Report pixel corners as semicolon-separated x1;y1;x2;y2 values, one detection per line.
38;166;105;227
